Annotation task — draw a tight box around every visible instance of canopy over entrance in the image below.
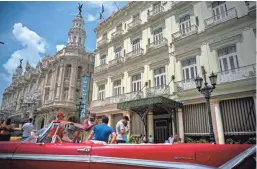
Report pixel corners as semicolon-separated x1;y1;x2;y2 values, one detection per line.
117;96;183;139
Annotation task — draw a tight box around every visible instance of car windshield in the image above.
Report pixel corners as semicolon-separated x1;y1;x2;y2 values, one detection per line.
39;121;82;144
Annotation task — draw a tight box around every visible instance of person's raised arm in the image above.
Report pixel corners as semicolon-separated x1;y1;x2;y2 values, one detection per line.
110;132;116;144
83;119;97;131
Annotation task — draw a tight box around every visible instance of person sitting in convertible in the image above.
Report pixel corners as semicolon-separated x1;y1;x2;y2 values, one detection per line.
87;116;116;144
45;112;65;143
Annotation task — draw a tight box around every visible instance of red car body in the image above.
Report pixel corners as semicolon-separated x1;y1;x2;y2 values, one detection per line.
0;121;255;169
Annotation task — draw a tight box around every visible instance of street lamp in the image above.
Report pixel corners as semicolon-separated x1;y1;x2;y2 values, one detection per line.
76;97;85;123
195;70;217;144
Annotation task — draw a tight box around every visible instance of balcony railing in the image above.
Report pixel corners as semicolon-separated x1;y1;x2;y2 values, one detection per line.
109;57;124;67
146;85;170;97
111;29;123;40
95;63;108;73
172;25;198;41
174;79;196;92
97;38;108;47
216;64;256;84
128;19;142;30
147;38;168;51
204;8;237;28
148;5;164;19
91;91;143;107
109;91;144;104
125;48;144;61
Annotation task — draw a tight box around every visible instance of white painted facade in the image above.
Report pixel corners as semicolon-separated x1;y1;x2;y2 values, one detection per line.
91;1;256;143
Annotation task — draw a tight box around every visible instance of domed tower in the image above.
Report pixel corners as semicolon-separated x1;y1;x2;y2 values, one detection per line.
67;4;86;49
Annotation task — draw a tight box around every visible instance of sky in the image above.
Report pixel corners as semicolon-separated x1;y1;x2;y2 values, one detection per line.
0;1;128;103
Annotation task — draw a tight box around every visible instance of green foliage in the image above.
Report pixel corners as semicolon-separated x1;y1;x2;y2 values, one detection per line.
128;136;137;144
184;137;208;143
243;137;256;144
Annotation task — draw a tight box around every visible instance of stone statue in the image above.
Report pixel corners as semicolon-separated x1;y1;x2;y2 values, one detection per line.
78;3;83;16
18;59;23;68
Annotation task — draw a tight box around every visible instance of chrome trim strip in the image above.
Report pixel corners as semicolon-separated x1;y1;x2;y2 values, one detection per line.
0;154;13;159
90;156;216;169
12;154;90;163
219;145;256;169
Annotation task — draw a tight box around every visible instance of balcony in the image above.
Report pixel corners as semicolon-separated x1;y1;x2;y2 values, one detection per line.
111;29;123;41
148;5;164;21
125;49;144;61
95;63;108;73
216;64;256;84
90;99;109;107
174;79;196;92
97;38;108;48
172;25;198;41
109;57;124;67
146;85;170;97
127;19;142;31
109;91;144;104
147;38;168;52
204;8;237;28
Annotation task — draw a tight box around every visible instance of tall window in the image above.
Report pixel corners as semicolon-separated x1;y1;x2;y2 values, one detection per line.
180;15;191;35
98;85;105;100
153;27;163;45
132;74;141;92
132;39;140;53
154;67;166;86
65;65;71;78
100;55;106;65
117;23;122;30
113;80;121;96
218;45;239;72
44;88;50;101
115;47;122;58
47;71;52;85
153;1;162;15
103;33;107;40
212;1;228;20
63;88;69;101
182;58;197;80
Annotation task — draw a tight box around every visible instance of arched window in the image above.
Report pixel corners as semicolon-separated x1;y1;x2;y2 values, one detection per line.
73;36;76;43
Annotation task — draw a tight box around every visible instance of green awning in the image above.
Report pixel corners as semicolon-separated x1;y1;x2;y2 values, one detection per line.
117;96;183;112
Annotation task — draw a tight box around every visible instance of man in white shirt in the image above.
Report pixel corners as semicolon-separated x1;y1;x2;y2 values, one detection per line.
116;116;130;144
22;118;34;141
168;135;174;144
148;135;154;143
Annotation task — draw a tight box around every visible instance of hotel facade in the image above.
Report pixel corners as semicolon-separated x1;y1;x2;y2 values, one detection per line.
90;1;256;144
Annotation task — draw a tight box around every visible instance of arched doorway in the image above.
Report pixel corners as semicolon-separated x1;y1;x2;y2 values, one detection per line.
48;116;56;124
37;117;45;130
68;116;76;122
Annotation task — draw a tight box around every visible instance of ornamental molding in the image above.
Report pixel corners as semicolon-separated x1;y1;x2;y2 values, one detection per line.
127;66;145;76
150;20;166;34
209;34;242;51
174;5;194;22
95;78;108;85
149;58;170;70
174;47;202;62
129;31;143;44
110;73;124;82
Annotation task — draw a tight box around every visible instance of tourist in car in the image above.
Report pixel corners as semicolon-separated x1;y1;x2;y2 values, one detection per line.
83;112;98;139
45;112;65;142
0;118;14;141
87;116;116;144
21;118;34;141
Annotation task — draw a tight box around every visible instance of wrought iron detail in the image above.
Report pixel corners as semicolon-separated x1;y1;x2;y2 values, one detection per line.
146;85;170;97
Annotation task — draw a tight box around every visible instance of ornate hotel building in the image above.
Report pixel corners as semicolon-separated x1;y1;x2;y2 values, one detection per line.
1;12;95;129
90;1;256;143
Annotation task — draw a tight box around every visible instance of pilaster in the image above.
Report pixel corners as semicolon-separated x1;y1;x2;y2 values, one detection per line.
177;108;184;142
210;99;225;144
68;60;78;101
147;112;154;138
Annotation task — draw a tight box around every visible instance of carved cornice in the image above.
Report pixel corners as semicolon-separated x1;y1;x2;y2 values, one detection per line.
174;47;201;62
110;73;124;82
149;58;170;70
209;34;243;51
95;78;108;85
150;20;166;34
127;66;145;76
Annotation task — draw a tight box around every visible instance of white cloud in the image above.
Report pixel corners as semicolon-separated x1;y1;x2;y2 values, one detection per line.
86;14;97;22
2;23;46;81
0;73;11;84
56;44;66;52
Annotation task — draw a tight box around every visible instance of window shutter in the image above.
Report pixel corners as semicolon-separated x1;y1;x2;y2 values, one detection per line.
124;49;126;56
196;16;199;26
148;80;151;88
148;38;150;45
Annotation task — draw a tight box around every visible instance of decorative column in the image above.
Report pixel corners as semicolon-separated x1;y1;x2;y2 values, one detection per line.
147;112;154;138
177;108;184;142
211;99;225;144
68;60;78;101
49;66;57;101
56;62;64;100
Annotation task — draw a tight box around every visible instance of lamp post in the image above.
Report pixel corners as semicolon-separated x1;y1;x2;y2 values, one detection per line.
195;69;218;144
76;97;85;123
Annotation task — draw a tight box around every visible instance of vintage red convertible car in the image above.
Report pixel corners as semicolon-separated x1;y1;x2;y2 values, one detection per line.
0;120;255;169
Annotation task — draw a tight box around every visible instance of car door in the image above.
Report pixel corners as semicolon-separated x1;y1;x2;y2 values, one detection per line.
11;143;91;169
0;142;21;169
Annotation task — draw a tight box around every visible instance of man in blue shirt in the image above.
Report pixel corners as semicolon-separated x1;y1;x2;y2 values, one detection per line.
87;116;116;143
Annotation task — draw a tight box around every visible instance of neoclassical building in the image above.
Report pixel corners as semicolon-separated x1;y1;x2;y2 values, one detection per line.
90;1;256;143
1;10;95;129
